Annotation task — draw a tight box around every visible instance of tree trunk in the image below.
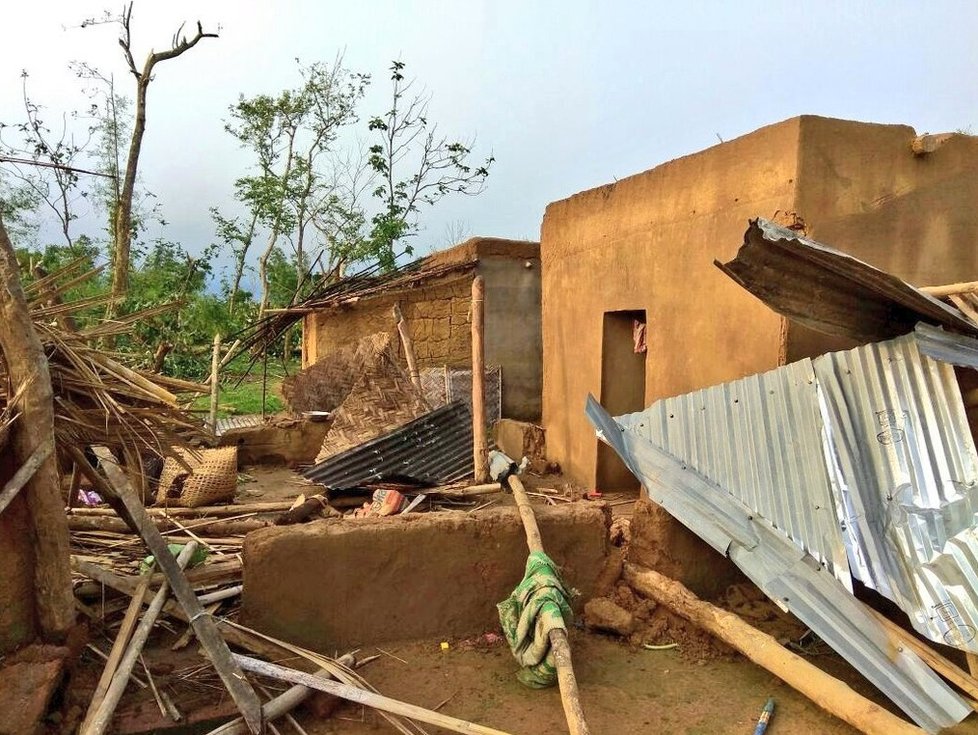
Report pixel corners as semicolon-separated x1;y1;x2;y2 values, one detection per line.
109;77;149;317
229;211;259;316
0;215;75;640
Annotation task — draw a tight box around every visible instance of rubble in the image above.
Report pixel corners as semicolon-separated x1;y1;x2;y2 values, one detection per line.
583;597;635;636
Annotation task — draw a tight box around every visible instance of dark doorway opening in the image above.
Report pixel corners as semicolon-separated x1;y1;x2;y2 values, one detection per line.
596;309;647;491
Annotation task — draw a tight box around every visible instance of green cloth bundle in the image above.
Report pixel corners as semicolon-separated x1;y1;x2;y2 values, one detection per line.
497;551;573;688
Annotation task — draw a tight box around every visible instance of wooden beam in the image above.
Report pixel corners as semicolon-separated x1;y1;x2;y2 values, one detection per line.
471;276;488;483
921;281;978;298
0;214;74;638
392;303;422;395
624;563;924;735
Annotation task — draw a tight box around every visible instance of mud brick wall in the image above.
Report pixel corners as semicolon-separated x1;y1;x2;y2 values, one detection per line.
242;504;610;651
305;276;472;371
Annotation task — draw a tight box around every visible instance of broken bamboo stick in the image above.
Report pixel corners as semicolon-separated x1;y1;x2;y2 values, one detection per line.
505;472;590;735
392;303;422;395
83;566;156;722
205;654;357;735
88;446;264;734
82;542;199;735
0;436;53;515
624;563;924;735
210;333;221;433
67;500;295;517
66;514;270;536
231;654;513;735
471;276;488;483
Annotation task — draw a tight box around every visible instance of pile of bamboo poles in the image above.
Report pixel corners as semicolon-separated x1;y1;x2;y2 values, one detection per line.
0;256;208;496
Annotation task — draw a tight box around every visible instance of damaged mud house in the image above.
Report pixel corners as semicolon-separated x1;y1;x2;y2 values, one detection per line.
5;115;978;735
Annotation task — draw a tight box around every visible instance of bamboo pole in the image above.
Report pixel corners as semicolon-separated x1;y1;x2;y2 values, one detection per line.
82;543;199;735
471;276;488;483
232;654;513;735
505;472;590;735
624;563;924;735
210;333;221;433
392;303;422;394
205;655;357;735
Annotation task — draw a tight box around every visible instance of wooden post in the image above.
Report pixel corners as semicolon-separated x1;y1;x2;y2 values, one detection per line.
505;473;590;735
624;563;925;735
0;215;74;639
210;333;221;434
392;303;422;395
471;276;488;483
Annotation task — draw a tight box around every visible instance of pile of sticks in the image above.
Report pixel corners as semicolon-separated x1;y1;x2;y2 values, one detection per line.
1;255;209;498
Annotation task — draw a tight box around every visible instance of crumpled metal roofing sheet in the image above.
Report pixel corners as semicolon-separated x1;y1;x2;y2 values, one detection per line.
588;394;970;732
716;219;978;343
615;358;852;586
303;401;473;488
815;326;978;649
588;324;978;731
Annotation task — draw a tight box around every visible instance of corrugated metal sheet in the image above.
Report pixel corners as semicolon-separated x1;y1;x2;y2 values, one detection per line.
716;219;978;342
615;359;851;586
214;415;264;436
588;325;978;731
587;394;970;733
815;329;978;649
303;401;473;488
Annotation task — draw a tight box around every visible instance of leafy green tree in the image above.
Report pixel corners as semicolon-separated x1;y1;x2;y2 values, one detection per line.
366;60;493;267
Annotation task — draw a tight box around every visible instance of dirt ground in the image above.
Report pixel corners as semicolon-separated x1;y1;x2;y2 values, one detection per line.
294;631;872;735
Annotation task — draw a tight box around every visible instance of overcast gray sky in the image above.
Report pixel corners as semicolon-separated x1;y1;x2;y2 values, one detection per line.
2;1;976;272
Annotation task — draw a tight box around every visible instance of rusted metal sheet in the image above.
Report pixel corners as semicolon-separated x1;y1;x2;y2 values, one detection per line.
716;219;978;343
303;401;473;488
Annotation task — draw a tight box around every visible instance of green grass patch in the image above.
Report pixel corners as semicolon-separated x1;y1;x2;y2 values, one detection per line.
191;358;297;417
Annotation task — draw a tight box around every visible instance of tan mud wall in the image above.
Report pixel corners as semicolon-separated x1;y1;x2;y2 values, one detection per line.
304;276;472;370
542;118;800;489
242;504;609;651
303;253;543;419
788;117;978;360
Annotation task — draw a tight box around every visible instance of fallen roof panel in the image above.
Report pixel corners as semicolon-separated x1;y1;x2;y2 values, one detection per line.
303;401;473;488
588;392;970;732
716;219;978;343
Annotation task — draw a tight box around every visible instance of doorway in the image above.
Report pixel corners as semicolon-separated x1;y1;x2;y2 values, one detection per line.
595;310;647;491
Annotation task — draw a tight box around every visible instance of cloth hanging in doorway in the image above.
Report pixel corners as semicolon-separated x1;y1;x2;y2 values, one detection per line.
633;319;647;353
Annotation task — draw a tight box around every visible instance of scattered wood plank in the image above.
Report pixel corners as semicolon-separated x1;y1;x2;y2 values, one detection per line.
66;514;270;536
89;446;264;734
624;563;924;735
81;543;199;735
68;500;295;517
232;654;513;735
82;566;155;725
204;655;356;735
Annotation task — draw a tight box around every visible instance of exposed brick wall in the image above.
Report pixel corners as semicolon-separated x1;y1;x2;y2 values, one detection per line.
308;275;473;370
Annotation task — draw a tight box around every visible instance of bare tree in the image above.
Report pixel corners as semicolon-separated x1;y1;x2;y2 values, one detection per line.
109;3;218;314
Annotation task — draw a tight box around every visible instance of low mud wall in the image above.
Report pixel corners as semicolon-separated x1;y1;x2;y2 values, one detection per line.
242;504;610;651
